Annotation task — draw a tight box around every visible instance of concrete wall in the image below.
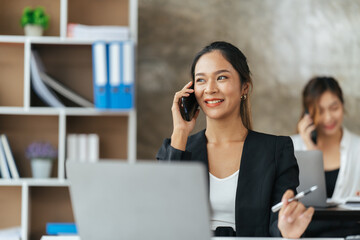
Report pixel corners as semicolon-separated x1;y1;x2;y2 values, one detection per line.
137;0;360;158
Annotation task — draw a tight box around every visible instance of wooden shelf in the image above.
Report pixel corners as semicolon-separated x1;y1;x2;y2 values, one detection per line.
29;186;74;240
0;115;59;178
0;43;24;107
0;1;137;239
32;44;93;107
0;186;22;228
0;107;133;115
68;0;129;26
67;115;129;159
0;178;69;186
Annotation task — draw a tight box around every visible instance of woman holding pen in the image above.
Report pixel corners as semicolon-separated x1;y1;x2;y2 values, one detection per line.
157;41;314;238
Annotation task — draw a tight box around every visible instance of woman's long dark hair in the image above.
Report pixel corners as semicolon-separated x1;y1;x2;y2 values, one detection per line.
190;41;253;130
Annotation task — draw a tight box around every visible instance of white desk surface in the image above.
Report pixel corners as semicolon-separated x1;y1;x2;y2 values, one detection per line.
41;236;344;240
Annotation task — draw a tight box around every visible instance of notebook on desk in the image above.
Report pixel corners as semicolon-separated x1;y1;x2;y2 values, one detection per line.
66;160;212;240
295;150;339;208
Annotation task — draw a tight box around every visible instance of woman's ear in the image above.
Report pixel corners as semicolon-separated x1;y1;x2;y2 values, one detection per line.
241;82;250;96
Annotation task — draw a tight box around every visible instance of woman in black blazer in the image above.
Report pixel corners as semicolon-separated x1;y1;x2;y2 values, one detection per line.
157;41;314;238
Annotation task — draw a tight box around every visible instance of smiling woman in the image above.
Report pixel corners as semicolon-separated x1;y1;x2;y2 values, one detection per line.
190;42;253;130
291;76;360;237
156;41;314;238
292;76;360;201
194;51;245;122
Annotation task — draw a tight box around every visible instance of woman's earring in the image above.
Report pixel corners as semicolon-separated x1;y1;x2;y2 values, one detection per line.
241;94;247;100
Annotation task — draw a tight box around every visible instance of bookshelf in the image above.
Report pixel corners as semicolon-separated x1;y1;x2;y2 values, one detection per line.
0;0;137;240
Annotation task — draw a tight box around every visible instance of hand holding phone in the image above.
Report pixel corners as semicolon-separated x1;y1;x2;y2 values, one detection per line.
170;82;199;151
304;109;317;144
298;109;318;150
179;84;199;121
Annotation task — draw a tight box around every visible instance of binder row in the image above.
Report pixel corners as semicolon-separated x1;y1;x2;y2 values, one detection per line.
92;41;135;109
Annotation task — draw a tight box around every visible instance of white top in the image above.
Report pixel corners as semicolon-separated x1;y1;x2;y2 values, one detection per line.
209;170;239;231
291;127;360;203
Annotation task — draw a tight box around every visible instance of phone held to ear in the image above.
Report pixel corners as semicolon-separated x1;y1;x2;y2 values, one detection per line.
310;128;317;144
305;109;317;144
179;85;199;121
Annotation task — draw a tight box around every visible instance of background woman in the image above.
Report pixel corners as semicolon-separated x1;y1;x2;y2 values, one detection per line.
292;76;360;202
157;41;313;238
291;76;360;236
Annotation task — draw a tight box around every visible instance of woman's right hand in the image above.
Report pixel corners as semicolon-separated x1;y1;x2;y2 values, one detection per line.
297;114;317;150
170;81;200;151
278;190;314;238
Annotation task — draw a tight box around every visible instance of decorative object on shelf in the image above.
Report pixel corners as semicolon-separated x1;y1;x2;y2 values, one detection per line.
20;6;49;36
26;141;57;178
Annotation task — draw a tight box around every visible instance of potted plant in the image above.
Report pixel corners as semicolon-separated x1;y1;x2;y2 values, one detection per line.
26;141;57;178
20;6;49;36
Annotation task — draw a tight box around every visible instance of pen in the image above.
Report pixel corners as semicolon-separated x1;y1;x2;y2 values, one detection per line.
271;185;318;213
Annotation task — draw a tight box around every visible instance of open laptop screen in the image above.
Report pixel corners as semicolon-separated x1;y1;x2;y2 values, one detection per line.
66;160;212;240
295;150;338;208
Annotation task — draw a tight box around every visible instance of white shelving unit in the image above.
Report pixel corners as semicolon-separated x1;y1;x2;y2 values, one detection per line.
0;0;137;239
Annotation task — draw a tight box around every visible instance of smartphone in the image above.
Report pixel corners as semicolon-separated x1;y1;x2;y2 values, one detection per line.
305;109;317;144
179;85;199;121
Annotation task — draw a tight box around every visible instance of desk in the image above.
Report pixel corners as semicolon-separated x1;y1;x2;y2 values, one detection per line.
313;206;360;221
41;237;344;240
212;238;344;240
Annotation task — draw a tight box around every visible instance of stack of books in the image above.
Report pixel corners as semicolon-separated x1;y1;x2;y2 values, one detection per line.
67;134;99;163
41;222;79;240
67;23;129;41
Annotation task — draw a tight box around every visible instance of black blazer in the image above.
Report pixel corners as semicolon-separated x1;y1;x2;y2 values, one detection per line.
156;129;299;237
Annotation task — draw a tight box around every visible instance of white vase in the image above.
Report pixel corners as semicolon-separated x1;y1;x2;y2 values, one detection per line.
24;24;44;36
31;158;53;178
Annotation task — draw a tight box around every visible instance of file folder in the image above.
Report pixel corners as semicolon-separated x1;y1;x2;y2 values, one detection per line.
92;42;109;108
108;41;135;109
121;41;135;109
108;41;123;108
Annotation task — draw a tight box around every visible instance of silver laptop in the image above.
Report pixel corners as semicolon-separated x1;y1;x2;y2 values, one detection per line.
66;160;212;240
295;150;339;208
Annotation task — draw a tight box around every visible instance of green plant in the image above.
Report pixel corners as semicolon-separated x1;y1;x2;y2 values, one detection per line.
20;6;49;29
